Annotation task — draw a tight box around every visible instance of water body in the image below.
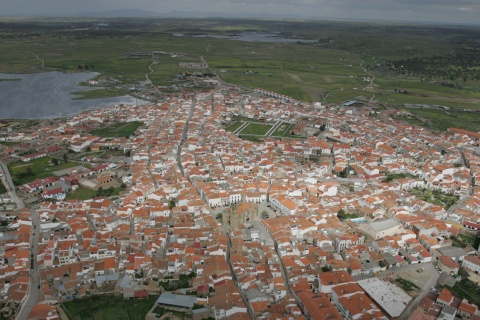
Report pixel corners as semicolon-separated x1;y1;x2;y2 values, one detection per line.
177;32;317;44
0;72;149;119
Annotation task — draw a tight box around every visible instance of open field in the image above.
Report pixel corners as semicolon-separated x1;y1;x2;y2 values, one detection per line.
1;18;480;130
8;157;79;186
399;107;480;132
66;186;97;201
93;121;143;138
62;294;158;320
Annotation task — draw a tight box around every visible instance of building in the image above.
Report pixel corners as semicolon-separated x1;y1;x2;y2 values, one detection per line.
358;219;404;239
357;277;412;319
438;256;459;276
156;292;197;310
462;255;480;273
222;202;258;229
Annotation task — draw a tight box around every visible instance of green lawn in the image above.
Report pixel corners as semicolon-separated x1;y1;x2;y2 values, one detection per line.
225;122;244;132
238;123;272;136
66;187;97;201
62;294;159;320
8;157;79;186
92;122;143;138
271;122;293;137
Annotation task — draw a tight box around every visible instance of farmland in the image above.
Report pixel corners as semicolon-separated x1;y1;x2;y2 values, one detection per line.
1;18;480;130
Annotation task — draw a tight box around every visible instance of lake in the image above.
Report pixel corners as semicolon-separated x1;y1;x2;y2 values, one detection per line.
0;72;148;119
176;32;318;43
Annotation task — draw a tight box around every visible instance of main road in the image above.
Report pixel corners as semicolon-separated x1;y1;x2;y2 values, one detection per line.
0;162;40;320
0;161;25;209
16;210;41;320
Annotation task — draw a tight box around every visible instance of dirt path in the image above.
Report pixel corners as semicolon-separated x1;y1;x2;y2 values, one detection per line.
28;51;45;69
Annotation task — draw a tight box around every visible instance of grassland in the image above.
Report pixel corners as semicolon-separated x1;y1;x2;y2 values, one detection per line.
93;122;143;138
8;157;79;186
1;18;480;130
399;107;480;132
62;294;158;320
72;88;128;100
66;186;97;200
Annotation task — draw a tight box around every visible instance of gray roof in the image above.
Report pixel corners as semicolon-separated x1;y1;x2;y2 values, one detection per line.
95;273;120;287
192;308;210;314
156;293;197;309
436;246;466;258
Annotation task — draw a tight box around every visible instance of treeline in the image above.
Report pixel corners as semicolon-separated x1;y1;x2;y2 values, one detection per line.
381;48;480;82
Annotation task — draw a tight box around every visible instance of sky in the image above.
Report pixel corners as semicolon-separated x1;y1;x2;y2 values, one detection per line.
2;0;480;25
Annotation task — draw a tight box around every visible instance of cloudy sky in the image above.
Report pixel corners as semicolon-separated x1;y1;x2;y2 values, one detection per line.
2;0;480;25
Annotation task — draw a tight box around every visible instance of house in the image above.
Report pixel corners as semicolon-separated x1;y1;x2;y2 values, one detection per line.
462;255;480;273
438;256;459;276
20;152;47;162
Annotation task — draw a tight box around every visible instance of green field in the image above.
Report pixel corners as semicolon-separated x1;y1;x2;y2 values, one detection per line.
225;122;244;132
239;123;272;136
72;88;128;100
8;157;79;186
93;122;143;138
399;107;480;132
62;294;158;320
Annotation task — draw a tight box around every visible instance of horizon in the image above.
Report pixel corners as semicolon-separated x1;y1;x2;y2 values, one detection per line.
2;0;480;26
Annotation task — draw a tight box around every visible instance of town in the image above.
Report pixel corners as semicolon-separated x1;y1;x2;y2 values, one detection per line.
0;83;480;320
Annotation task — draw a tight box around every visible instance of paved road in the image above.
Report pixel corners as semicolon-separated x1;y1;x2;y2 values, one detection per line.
16;210;41;320
0;161;25;209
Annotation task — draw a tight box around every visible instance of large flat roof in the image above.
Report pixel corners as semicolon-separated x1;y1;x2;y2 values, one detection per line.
156;292;197;309
357;278;411;318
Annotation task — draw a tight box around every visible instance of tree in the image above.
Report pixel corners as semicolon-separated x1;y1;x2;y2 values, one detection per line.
261;210;269;219
337;209;346;220
51;158;59;165
168;199;176;209
63;153;68;162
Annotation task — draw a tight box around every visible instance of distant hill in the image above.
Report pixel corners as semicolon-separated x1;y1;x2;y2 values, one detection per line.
72;9;294;19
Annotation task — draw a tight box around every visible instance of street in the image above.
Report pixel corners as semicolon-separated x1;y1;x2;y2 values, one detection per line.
0;161;25;209
16;210;41;320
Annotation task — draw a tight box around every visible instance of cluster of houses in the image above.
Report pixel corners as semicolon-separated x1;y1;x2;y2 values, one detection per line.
0;85;479;320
